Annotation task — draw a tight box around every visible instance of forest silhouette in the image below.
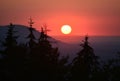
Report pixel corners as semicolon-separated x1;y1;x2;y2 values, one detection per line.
0;22;120;81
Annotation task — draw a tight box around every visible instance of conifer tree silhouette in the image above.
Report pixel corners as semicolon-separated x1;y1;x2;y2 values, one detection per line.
24;18;37;81
70;36;99;81
1;23;18;61
0;23;20;80
0;23;29;81
27;17;36;49
30;26;69;81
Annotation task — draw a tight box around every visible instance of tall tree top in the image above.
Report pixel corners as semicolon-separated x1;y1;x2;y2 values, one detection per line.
38;27;47;43
42;24;50;36
80;35;91;50
9;23;13;27
28;17;34;28
38;24;50;42
3;23;18;48
27;18;36;48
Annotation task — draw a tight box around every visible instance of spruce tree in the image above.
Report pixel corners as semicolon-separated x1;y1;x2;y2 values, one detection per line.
24;18;37;81
31;26;68;81
70;36;99;81
0;23;28;81
27;17;36;49
1;23;18;60
0;23;23;80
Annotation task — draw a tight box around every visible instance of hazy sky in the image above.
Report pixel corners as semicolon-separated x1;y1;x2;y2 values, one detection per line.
0;0;120;36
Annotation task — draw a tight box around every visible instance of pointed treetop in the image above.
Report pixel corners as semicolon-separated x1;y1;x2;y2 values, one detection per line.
80;35;89;47
3;23;18;47
10;23;13;26
28;17;34;28
9;23;14;28
41;27;44;33
8;23;17;34
42;24;51;36
85;35;89;42
38;27;46;42
83;35;89;47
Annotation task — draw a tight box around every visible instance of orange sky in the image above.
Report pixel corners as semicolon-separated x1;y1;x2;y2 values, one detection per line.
0;0;120;36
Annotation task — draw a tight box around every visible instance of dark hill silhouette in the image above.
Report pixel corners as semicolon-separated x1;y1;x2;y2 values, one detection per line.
0;24;54;44
0;24;77;58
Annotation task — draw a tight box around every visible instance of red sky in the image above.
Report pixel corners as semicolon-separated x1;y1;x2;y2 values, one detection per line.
0;0;120;36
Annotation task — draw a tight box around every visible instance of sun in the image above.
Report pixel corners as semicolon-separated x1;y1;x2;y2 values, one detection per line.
61;25;72;34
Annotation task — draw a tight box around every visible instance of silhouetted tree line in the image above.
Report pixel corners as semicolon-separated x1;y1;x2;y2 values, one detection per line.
0;23;120;81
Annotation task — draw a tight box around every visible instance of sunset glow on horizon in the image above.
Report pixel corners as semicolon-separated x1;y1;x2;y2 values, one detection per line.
0;0;120;36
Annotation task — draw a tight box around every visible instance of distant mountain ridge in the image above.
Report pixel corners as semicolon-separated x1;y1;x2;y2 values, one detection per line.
0;24;77;58
1;24;120;61
0;24;56;44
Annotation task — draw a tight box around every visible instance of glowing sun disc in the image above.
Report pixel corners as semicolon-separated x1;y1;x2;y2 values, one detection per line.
61;25;72;34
